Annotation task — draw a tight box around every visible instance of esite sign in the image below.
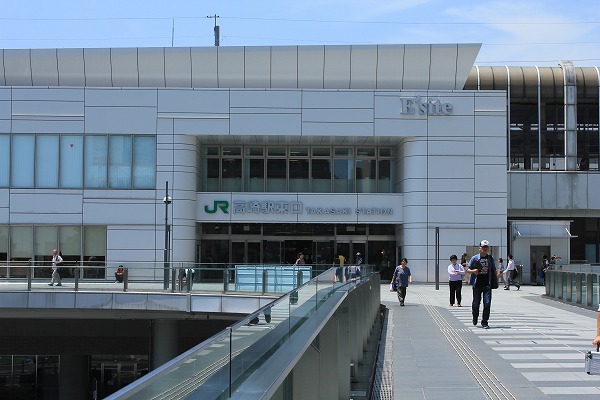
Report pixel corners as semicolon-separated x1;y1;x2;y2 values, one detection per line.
400;96;453;116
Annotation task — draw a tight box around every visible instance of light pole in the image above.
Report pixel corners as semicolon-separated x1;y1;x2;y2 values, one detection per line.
163;181;172;290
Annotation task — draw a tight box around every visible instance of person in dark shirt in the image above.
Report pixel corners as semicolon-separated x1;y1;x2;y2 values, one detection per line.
467;240;497;329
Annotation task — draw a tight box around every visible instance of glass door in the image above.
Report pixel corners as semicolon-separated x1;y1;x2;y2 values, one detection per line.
263;240;283;265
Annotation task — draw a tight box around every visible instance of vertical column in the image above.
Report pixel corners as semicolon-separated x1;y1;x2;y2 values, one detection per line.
316;315;340;400
151;319;179;370
291;345;319;399
560;60;578;171
59;355;89;400
334;301;351;399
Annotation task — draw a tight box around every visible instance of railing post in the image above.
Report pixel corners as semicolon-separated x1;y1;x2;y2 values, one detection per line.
566;273;572;302
171;268;176;293
123;268;128;292
262;269;268;295
587;273;594;307
546;270;551;296
576;273;582;304
74;267;79;292
27;264;32;291
224;268;229;292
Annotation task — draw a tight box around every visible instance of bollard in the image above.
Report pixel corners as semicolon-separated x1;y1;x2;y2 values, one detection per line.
576;273;582;304
123;268;128;292
587;273;593;307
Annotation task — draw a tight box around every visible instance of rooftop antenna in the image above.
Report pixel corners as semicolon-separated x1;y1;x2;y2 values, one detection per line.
207;14;220;46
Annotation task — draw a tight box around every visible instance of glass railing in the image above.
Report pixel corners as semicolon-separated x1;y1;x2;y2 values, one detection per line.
545;269;599;310
0;262;371;294
105;266;375;400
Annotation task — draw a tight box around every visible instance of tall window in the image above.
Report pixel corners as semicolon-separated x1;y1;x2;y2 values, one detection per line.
85;136;108;188
133;136;156;188
109;136;132;189
35;135;59;188
0;135;9;187
61;135;84;188
11;135;34;188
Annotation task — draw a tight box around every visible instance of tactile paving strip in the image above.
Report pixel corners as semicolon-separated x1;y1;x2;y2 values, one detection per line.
369;307;394;400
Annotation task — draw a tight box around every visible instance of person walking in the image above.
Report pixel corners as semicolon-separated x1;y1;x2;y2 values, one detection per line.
461;252;470;284
447;254;465;307
392;258;412;306
504;254;520;290
497;257;505;285
48;248;63;286
466;240;497;329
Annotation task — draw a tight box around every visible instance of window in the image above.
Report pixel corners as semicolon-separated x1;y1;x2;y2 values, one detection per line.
109;135;132;189
11;135;35;188
35;135;59;188
0;135;9;187
133;136;156;188
61;135;84;188
267;159;286;192
85;136;108;188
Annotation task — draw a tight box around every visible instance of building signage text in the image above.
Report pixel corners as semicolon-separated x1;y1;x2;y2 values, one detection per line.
400;96;453;115
205;200;393;216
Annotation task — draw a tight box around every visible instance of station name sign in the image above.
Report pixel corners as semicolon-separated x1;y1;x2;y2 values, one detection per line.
204;200;393;216
400;96;453;115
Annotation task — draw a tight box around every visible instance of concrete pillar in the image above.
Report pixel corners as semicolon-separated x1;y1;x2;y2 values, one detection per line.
317;314;339;400
59;355;89;400
291;345;319;399
151;319;179;370
334;301;351;399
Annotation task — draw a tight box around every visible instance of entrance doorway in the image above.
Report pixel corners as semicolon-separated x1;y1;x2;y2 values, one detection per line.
284;240;313;264
530;246;550;285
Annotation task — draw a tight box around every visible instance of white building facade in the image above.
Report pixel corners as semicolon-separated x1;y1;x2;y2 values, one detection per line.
1;42;563;284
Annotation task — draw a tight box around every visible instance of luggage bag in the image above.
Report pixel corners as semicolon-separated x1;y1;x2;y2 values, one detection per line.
585;344;600;375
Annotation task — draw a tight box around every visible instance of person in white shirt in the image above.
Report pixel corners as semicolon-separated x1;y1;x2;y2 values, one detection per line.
48;248;63;287
504;254;520;290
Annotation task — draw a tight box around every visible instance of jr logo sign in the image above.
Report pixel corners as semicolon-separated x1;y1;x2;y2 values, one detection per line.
205;201;229;214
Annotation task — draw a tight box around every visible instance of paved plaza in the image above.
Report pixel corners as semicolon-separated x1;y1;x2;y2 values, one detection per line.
379;282;599;399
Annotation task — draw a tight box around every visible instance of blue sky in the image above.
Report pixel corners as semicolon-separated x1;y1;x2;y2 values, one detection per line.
2;0;599;67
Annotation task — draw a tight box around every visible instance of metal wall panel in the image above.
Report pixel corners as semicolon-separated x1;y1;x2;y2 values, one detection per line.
429;45;457;90
402;45;431;90
30;49;58;86
57;48;85;86
165;47;192;88
302;90;372;109
271;46;298;88
298;46;324;89
12;100;84;117
138;47;165;87
230;90;301;109
230;114;301;135
350;45;377;89
4;49;32;86
12;87;84;102
111;48;139;87
84;48;112;87
85;88;156;107
324;46;350;89
244;46;271;88
217;47;245;88
158;89;229;113
85;106;157;134
11;120;84;134
456;44;482;90
191;47;218;88
376;45;404;89
0;50;5;86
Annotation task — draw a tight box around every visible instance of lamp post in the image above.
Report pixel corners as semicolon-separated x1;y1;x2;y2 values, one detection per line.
163;181;172;290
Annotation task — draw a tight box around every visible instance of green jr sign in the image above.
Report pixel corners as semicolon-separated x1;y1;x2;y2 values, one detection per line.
205;200;229;214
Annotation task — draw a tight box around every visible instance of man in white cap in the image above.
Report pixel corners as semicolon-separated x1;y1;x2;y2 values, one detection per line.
466;240;497;329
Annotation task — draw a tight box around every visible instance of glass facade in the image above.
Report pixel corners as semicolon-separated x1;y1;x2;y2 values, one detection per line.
0;134;156;189
201;145;395;193
0;225;106;279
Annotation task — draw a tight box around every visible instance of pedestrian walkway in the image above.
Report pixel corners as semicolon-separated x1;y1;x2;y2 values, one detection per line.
379;283;599;399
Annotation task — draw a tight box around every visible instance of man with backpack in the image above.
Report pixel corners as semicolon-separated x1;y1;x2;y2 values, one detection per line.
504;254;520;290
466;240;498;329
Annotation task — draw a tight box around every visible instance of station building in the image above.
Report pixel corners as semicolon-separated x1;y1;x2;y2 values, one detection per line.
0;43;598;286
